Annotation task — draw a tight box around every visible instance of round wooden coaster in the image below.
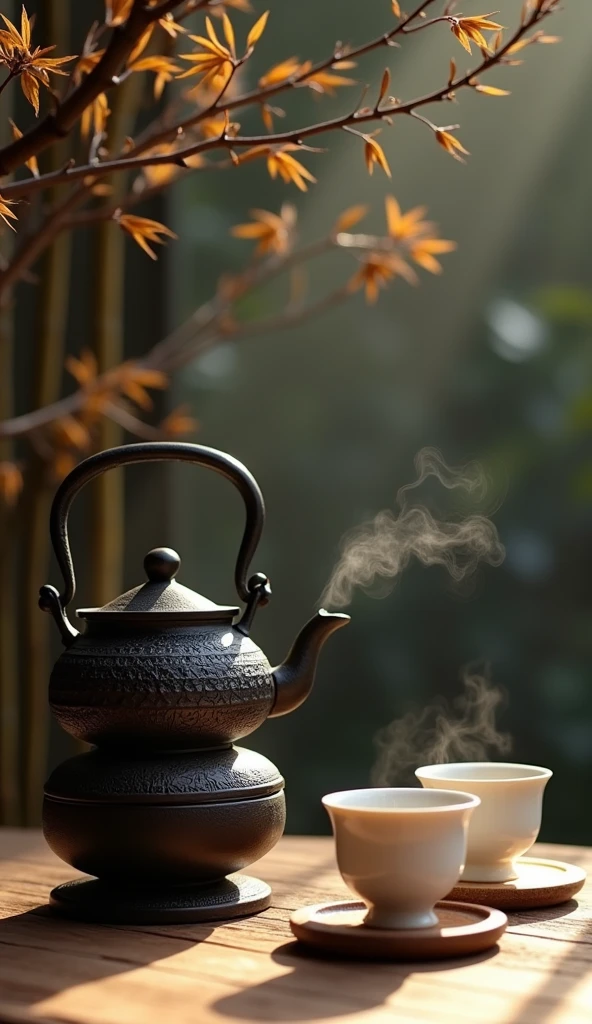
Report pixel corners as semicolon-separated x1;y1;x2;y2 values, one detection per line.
290;900;507;961
447;857;587;911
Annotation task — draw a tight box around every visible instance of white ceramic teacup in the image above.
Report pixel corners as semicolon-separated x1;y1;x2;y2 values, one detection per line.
322;787;480;930
415;762;552;883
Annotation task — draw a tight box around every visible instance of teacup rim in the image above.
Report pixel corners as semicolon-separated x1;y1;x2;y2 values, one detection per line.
415;761;553;783
322;786;480;813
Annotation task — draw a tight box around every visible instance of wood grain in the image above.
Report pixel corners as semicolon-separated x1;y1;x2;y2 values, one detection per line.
0;831;591;1024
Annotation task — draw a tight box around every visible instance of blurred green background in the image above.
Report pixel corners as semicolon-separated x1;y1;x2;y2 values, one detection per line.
164;0;592;843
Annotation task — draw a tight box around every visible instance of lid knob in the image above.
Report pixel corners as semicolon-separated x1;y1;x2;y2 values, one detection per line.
144;547;181;583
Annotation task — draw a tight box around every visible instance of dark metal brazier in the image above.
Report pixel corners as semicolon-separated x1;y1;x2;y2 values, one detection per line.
40;442;349;924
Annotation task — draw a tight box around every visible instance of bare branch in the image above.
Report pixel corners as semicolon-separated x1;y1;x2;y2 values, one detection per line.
0;0;186;177
0;3;556;203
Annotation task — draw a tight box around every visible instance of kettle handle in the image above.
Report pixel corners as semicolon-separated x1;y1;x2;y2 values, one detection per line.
39;442;271;646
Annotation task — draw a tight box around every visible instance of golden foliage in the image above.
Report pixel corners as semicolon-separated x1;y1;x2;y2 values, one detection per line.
118;214;178;260
362;132;391;178
450;14;504;55
239;144;317;191
391;1;401;17
9;119;38;175
247;11;269;49
141;143;206;188
474;83;511;96
301;62;357;96
160;406;199;437
231;204;297;255
65;350;98;387
410;237;457;274
178;15;237;90
105;0;134;26
116;365;168;410
0;7;76;115
80;92;110;140
348;253;417;304
333;205;369;233
435;128;470;163
259;57;303;88
385;195;430;241
259;56;355;95
0;193;17;231
0;461;23;506
346;195;456;304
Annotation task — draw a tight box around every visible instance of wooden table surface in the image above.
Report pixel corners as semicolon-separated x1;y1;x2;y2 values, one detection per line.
0;830;590;1024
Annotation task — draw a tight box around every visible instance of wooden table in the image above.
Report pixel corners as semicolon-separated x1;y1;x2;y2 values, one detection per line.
0;830;590;1024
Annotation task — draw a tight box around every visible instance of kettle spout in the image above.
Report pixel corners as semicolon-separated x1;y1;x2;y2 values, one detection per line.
270;609;350;718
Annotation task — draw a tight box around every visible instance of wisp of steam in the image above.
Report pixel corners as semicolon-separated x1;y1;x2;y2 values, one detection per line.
321;447;504;609
372;669;512;787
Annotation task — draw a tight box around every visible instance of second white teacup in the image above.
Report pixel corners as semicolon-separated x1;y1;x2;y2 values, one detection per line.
416;762;552;883
322;787;479;929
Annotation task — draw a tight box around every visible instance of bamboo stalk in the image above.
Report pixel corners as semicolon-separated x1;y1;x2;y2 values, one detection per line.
0;0;21;826
91;72;146;605
0;300;20;826
21;0;73;825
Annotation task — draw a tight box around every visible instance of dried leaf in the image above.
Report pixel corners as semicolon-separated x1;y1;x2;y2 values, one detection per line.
118;214;178;260
0;193;18;231
474;83;510;96
65;349;98;387
391;0;401;16
105;0;134;26
0;461;23;506
333;205;369;232
362;132;391;178
222;12;235;55
435;128;470;163
9;119;38;175
448;58;456;87
53;416;91;451
161;405;199;437
378;67;390;104
247;10;269;49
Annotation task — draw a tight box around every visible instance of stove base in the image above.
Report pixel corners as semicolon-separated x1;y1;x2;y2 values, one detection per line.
49;873;272;924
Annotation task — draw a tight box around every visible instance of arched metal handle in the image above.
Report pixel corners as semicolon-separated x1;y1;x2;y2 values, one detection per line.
39;442;270;645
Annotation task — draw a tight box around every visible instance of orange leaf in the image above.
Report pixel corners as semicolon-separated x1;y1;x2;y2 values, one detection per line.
435;129;470;163
247;10;269;49
65;350;98;387
333;205;369;233
9;120;38;175
118;213;178;260
391;0;401;16
474;84;510;96
378;68;390;105
161;405;199;437
0;461;23;506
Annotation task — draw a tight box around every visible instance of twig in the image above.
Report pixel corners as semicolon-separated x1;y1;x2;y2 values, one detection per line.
0;186;88;297
0;4;555;203
0;0;187;176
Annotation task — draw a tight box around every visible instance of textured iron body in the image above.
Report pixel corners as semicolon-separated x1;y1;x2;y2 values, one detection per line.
40;442;350;923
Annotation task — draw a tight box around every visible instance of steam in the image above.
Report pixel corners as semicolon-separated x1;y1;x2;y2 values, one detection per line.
372;669;512;787
321;447;504;609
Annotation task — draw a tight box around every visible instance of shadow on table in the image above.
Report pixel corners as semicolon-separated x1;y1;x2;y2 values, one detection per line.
212;941;501;1021
504;898;592;1024
0;904;213;1012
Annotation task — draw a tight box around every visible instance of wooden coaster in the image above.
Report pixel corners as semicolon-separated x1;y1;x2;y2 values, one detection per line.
447;857;587;911
290;900;507;961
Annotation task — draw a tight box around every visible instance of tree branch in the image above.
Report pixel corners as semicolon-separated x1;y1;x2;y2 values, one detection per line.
0;0;187;177
0;4;555;203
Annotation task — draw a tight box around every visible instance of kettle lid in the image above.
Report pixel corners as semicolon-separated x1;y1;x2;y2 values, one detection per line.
77;547;239;623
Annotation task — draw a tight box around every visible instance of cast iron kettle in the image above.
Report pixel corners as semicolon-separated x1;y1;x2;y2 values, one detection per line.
40;442;349;924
